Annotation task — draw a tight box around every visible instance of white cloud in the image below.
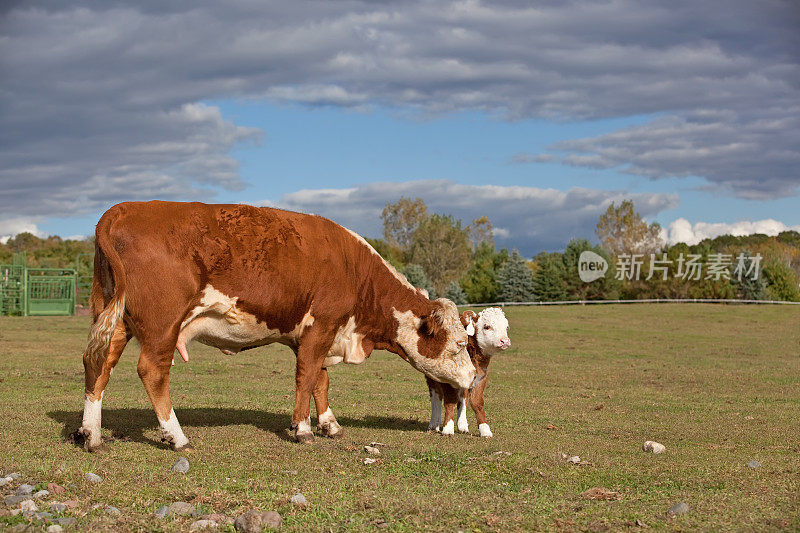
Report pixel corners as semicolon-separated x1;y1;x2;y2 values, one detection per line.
266;179;679;255
0;217;46;244
666;217;800;246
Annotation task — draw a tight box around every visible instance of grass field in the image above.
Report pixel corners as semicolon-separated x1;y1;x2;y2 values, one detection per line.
1;304;799;531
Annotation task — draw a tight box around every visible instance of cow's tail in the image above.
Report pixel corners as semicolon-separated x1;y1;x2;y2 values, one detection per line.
85;210;127;365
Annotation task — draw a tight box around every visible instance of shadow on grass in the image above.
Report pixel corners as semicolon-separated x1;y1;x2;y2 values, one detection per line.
48;407;423;449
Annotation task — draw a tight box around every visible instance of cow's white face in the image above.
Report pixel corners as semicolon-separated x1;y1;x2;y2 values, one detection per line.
466;307;510;355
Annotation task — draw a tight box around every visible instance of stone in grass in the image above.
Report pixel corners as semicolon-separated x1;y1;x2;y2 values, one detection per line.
35;512;54;521
290;493;307;506
4;495;31;507
0;477;10;487
106;505;122;516
47;525;64;533
668;502;690;516
84;472;102;483
167;501;198;517
172;456;190;474
642;441;666;454
16;484;35;496
57;516;78;527
7;473;22;480
364;445;381;455
50;503;67;513
34;490;50;500
234;509;282;532
21;500;38;513
48;483;66;495
747;459;761;468
154;505;170;519
190;519;219;531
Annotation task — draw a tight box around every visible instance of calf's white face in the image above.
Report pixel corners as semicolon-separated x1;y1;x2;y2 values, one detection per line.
468;307;511;355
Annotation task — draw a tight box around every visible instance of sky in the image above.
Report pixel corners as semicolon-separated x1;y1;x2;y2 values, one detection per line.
1;0;799;256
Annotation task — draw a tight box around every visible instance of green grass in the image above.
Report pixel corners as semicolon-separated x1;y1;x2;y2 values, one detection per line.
1;304;799;531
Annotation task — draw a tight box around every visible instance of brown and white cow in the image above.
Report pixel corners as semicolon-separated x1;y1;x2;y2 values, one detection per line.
427;307;510;437
78;201;476;450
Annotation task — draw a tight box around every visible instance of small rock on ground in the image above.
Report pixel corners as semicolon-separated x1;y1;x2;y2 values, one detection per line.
47;483;65;495
290;493;307;506
20;500;38;513
35;511;53;521
84;472;102;483
46;526;64;533
234;509;282;532
34;490;50;500
668;502;690;515
62;500;79;509
747;459;761;468
106;505;121;516
642;441;666;454
4;495;31;507
57;517;78;527
50;503;67;513
167;501;198;517
7;473;22;480
190;519;219;531
364;445;380;455
0;477;10;487
155;505;170;519
172;456;190;474
16;484;35;496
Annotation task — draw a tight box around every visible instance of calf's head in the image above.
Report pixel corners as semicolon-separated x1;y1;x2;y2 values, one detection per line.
462;307;511;355
393;298;476;389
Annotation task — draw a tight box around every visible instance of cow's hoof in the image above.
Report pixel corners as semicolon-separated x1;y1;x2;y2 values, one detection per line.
318;423;344;439
87;442;109;454
174;442;195;452
295;431;315;444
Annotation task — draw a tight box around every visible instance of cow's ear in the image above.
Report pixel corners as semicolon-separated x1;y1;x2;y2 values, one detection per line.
422;305;446;337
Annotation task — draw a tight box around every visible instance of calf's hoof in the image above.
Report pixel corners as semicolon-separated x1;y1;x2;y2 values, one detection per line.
441;420;455;436
295;430;315;444
478;423;493;438
74;428;106;453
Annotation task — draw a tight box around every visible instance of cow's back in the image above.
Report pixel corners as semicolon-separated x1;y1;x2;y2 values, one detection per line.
100;201;361;337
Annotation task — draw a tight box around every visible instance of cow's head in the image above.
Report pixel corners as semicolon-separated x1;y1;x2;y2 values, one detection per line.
462;307;510;355
393;298;476;389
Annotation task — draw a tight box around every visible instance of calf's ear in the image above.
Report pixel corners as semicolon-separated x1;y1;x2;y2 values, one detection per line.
465;321;475;336
460;310;477;336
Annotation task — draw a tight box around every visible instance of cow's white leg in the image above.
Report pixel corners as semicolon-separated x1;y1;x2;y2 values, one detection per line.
441;419;455;436
317;407;342;437
478;423;493;438
81;392;104;450
158;408;190;449
428;389;442;432
456;397;469;433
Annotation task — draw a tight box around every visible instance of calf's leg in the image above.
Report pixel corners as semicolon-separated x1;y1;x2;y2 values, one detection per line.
456;389;470;433
469;369;492;437
440;384;460;436
79;322;130;452
313;368;343;438
426;377;442;432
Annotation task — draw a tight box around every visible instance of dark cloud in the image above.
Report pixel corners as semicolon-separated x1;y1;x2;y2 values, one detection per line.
268;180;679;255
0;0;798;219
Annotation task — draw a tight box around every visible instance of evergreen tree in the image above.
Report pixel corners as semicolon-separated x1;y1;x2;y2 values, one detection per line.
444;281;467;305
402;263;437;299
497;249;535;302
763;259;800;302
561;239;619;300
732;251;766;300
532;252;567;302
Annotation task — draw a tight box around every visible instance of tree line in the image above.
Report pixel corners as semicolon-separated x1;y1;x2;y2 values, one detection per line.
2;198;799;303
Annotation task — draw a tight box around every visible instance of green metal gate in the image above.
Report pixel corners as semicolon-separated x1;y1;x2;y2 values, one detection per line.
0;253;78;316
26;269;76;316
